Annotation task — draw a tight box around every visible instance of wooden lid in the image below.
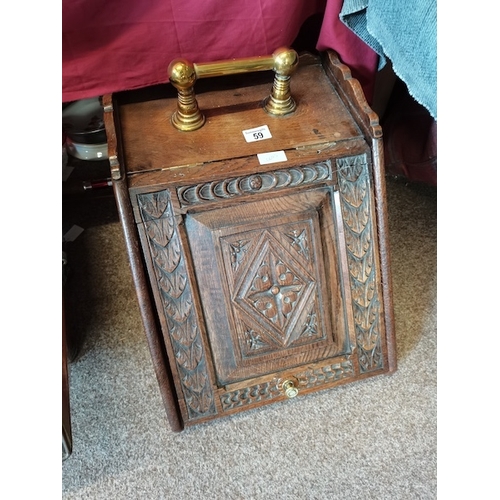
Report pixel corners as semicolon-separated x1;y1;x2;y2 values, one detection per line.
117;57;362;174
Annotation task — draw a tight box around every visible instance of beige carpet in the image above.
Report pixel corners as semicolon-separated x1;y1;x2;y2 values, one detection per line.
62;176;437;499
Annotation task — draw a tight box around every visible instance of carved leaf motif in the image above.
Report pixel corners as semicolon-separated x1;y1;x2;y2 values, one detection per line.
139;191;169;219
158;269;187;300
170;321;199;346
339;179;367;210
357;333;382;372
138;189;216;419
339;187;370;234
285;228;310;261
175;338;203;371
246;329;269;350
181;365;214;416
350;266;376;308
151;232;181;274
239;321;280;357
197;389;215;414
337;158;363;183
347;245;374;283
163;287;192;323
288;307;323;347
337;155;383;373
344;215;371;259
230;240;250;270
183;370;208;394
145;217;175;248
145;219;162;244
356;320;380;352
299;309;318;338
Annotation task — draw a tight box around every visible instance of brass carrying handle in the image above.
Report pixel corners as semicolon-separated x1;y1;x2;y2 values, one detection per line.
167;47;299;131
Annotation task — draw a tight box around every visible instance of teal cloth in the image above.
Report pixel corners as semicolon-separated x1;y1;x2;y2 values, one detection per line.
340;0;437;120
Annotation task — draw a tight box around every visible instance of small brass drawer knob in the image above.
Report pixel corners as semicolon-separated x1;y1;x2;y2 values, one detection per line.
282;379;299;398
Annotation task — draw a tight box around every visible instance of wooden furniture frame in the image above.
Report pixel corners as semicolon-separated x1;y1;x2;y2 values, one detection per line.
103;51;396;431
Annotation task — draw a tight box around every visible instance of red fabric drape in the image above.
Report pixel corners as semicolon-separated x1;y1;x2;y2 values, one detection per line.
62;0;377;102
316;0;378;102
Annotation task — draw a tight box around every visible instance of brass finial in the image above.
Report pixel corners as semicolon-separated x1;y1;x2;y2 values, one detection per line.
168;59;205;132
264;47;299;116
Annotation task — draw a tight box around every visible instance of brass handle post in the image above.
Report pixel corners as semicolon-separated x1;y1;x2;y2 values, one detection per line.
168;59;206;132
168;47;299;131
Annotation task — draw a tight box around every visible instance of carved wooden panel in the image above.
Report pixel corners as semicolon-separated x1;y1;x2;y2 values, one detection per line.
336;154;384;373
185;183;351;386
135;152;387;423
137;190;218;421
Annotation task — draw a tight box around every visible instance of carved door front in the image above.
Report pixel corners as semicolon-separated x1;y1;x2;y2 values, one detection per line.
185;183;351;386
136;153;389;426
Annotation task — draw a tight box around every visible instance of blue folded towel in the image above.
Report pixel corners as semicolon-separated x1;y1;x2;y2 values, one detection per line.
340;0;437;120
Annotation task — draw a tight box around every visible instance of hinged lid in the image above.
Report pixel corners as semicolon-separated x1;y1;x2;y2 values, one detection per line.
116;55;363;175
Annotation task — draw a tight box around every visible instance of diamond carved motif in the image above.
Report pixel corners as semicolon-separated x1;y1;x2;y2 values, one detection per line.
236;233;314;346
